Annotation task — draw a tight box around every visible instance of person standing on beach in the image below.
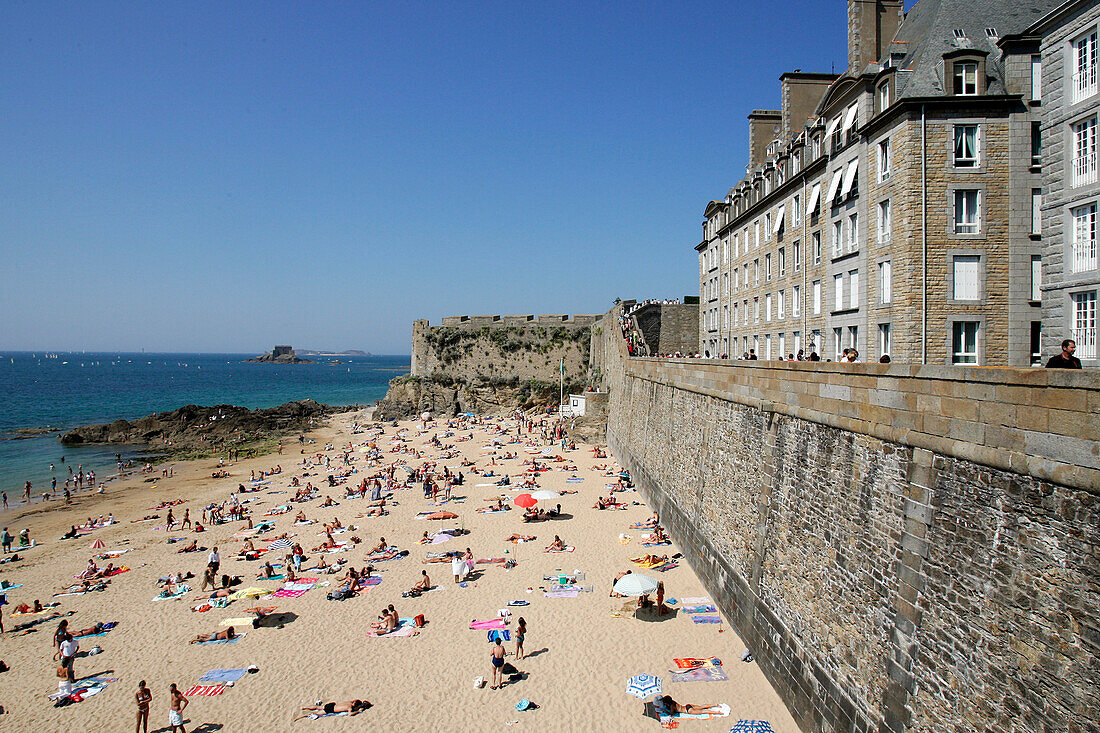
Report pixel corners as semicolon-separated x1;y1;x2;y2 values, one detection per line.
207;547;219;575
23;482;31;504
1;528;11;554
135;680;152;733
1;492;6;510
489;637;506;689
168;683;188;732
515;617;526;660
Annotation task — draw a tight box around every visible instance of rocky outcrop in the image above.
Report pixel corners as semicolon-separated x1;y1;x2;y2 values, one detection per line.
246;346;314;363
60;399;343;454
375;375;583;420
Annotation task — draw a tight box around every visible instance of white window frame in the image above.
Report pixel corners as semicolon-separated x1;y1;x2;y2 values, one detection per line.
1031;55;1041;102
849;269;859;309
1072;290;1097;360
878;200;891;243
1073;116;1098;187
778;289;786;320
1072;203;1098;273
878;323;891;358
792;285;801;318
954;62;978;96
879;260;892;304
1031;255;1042;302
954;190;981;234
1073;30;1098;104
834;274;844;311
954;125;980;168
878;139;891;182
813;280;821;315
765;293;773;322
952;321;979;364
793;240;801;273
953;255;981;301
813;232;822;264
1031;190;1042;236
792;195;801;226
832;221;842;256
847;213;858;252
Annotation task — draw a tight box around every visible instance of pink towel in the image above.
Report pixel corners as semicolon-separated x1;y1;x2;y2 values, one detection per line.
469;619;506;630
273;589;306;598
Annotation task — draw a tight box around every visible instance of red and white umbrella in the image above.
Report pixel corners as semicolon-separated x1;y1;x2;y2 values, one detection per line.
514;494;537;509
90;539;106;549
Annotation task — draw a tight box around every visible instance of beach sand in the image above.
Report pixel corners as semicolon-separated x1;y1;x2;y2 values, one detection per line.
0;412;798;732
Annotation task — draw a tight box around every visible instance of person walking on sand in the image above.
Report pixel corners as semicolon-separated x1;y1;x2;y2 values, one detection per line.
135;680;152;733
489;637;506;689
168;683;188;732
207;547;220;575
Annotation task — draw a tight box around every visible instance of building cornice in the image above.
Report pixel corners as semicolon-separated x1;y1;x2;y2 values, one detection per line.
861;93;1025;137
721;154;829;234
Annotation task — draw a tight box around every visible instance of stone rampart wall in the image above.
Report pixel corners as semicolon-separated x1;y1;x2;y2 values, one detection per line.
607;357;1099;732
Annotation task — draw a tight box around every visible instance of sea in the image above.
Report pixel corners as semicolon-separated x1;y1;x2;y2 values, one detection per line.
0;352;409;504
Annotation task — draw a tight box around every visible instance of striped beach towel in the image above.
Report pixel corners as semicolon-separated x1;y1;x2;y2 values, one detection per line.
185;684;226;696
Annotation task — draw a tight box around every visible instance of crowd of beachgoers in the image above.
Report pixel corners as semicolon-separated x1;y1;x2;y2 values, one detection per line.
0;410;796;731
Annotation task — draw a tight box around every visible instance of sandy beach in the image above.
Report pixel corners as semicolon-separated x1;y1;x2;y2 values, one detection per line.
0;411;798;732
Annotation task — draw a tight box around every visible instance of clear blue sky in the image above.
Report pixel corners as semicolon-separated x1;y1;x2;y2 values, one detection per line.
0;1;852;354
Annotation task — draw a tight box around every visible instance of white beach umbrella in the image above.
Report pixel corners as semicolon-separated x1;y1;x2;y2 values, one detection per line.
529;490;559;501
613;573;658;597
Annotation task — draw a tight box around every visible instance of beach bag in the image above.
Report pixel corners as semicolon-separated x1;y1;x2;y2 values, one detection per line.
414;614;426;627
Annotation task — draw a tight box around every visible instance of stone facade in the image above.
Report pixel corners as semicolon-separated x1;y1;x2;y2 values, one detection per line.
630;302;699;356
1035;0;1100;365
698;0;1052;366
604;355;1099;732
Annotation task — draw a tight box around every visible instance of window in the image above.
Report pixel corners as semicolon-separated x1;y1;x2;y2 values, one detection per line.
813;232;821;264
733;233;740;258
793;285;801;317
812;135;821;159
811;329;821;355
765;213;772;240
954;125;979;167
879;323;891;358
952;322;979;363
733;268;739;293
765;334;772;360
954;190;981;234
953;255;981;300
765;293;772;322
723;305;729;330
1074;31;1097;103
848;325;858;350
849;270;859;309
723;238;729;264
733;303;739;327
792;195;801;226
754;259;760;285
953;62;978;95
1031;55;1042;102
878;139;891;181
834;274;844;311
754;221;760;248
754;335;760;355
743;299;749;325
807;183;821;218
839;159;859;199
778;333;786;357
766;254;773;282
878;200;891;243
778;248;786;277
878;81;891;111
754;297;760;323
879;260;892;303
778;289;786;320
1072;291;1097;359
1073;116;1098;186
813;280;821;314
1031;321;1042;365
847;213;859;252
793;332;801;356
833;221;842;256
1072;203;1098;272
1032;190;1042;235
1031;255;1042;302
833;327;844;361
793;241;801;272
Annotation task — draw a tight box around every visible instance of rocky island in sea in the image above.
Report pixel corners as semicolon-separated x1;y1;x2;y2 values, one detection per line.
246;345;315;363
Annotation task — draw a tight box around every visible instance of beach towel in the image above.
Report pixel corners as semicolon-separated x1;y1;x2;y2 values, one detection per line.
672;658;721;669
642;541;672;547
680;597;711;605
152;585;191;601
682;605;718;614
195;632;245;645
221;617;257;627
691;616;723;624
283;581;317;592
475;558;506;564
184;684;225;697
469;619;506;630
273;589;307;598
198;668;248;684
544;589;580;599
668;667;729;683
48;676;119;702
488;629;512;642
358;576;382;587
544;546;575;553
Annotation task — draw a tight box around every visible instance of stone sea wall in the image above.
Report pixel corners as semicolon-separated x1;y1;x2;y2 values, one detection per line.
605;355;1099;732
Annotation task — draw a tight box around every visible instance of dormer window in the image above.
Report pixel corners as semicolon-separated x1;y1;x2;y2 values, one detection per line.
954;62;978;95
877;81;891;112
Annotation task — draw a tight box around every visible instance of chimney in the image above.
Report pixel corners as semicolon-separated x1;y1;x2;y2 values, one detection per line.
747;110;782;170
848;0;903;74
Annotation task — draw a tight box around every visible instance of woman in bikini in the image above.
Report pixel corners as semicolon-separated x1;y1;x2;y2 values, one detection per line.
546;536;565;552
292;699;370;720
190;626;235;644
515;617;527;661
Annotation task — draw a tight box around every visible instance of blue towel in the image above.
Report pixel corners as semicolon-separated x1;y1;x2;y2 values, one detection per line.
198;668;248;683
691;616;723;624
488;629;512;642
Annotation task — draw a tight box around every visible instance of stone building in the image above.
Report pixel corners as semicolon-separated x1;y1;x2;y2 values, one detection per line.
1028;0;1100;366
697;0;1056;365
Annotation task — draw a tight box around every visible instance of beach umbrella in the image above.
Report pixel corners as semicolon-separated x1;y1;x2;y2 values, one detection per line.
90;539;105;549
613;573;658;597
514;494;537;509
625;673;662;699
401;465;416;476
530;490;559;501
228;587;273;601
728;722;774;733
268;538;292;552
430;534;452;544
426;511;458;520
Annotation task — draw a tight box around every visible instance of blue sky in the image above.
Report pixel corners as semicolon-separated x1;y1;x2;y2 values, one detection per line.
0;1;851;354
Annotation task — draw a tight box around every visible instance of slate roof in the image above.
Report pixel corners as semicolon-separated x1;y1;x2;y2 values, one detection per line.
889;0;1062;99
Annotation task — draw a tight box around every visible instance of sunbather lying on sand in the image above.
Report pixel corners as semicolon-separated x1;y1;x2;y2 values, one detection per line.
177;540;198;553
190;626;235;644
634;554;669;566
653;695;719;716
505;534;536;543
292;700;371;720
368;537;388;554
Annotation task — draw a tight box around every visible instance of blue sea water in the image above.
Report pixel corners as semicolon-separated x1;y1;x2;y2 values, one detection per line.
0;352;409;500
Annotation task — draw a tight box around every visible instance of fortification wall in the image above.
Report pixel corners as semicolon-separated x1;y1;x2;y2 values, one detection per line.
607;358;1099;732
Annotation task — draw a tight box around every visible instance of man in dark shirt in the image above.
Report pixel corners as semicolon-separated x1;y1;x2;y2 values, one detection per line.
1045;340;1082;369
